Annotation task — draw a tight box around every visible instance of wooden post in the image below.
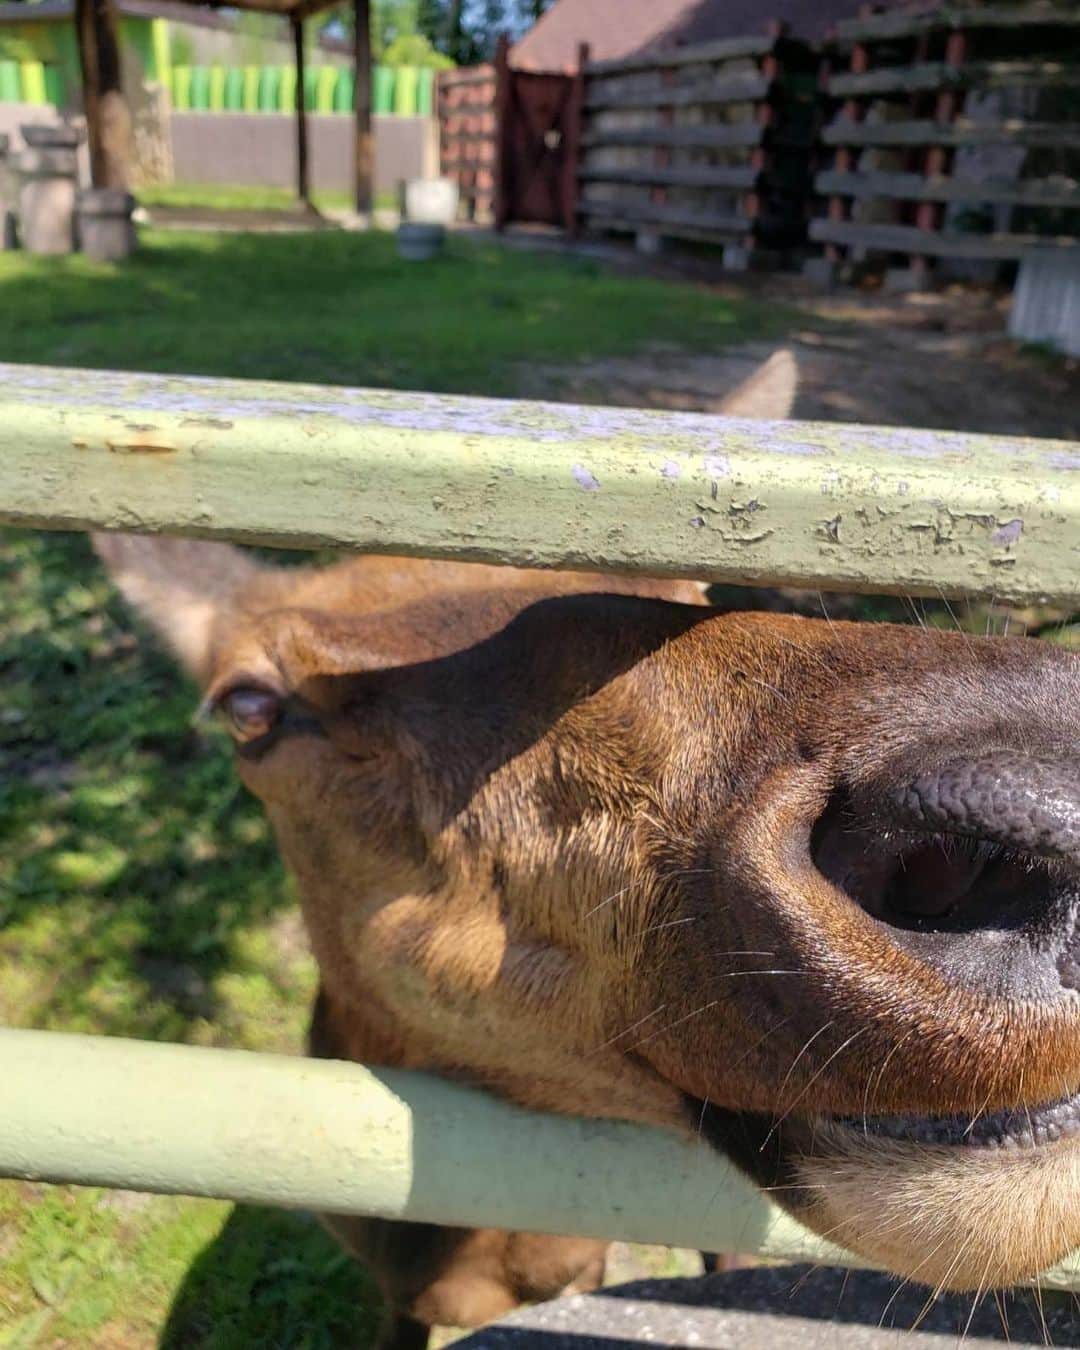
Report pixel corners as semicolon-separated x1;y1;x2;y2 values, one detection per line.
494;33;512;231
291;16;310;208
826;39;869;266
74;0;132;190
353;0;372;217
562;42;588;237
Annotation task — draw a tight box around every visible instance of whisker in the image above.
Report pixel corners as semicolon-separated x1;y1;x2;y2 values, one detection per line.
763;1028;866;1146
632;916;700;938
587;1004;667;1056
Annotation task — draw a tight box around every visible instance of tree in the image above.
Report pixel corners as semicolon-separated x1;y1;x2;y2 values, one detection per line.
74;0;132;189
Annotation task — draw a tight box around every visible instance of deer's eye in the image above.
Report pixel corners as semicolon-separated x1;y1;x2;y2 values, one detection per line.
220;687;282;743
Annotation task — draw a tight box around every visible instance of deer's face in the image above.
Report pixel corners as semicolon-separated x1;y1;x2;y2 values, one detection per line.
97;535;1080;1292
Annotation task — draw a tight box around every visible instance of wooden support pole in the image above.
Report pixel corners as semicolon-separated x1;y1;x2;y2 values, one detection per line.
74;0;132;190
353;0;372;216
291;16;310;207
493;33;512;231
562;43;588;237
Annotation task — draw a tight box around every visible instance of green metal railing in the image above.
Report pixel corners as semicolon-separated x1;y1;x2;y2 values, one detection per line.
1;361;1080;1286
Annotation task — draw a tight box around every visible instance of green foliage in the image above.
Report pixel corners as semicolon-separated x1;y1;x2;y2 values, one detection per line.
382;32;455;68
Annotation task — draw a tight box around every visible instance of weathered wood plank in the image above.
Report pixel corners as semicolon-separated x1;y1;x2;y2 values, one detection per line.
439;131;494;146
824;119;1080;150
579;164;760;190
438;68;496;90
836;4;1080;42
586;35;773;77
585;73;770;111
582;123;764;151
809;218;1078;259
582;214;749;247
828;60;1080;99
4;363;1080;606
815;169;1080;208
581;202;747;234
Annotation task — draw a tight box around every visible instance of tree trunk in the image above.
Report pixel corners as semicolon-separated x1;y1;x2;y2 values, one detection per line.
74;0;132;190
353;0;372;215
291;17;310;207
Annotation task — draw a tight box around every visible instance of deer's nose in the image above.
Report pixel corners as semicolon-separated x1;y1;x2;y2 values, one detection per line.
810;754;1080;997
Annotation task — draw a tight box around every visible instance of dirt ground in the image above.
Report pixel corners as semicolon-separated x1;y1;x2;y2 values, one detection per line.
522;275;1080;442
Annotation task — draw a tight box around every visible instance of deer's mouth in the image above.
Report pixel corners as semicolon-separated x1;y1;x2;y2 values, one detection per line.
833;1091;1080;1151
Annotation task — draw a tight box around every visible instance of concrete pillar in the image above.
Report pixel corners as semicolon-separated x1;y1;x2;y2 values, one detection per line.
18;124;81;256
76;187;136;261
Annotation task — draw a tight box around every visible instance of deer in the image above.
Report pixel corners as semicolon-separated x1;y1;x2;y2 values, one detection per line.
92;353;1080;1347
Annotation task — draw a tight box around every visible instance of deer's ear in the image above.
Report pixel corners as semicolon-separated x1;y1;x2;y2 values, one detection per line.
93;533;263;684
719;349;798;420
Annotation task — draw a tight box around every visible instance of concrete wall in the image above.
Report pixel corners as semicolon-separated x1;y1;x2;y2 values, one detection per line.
170;113;438;195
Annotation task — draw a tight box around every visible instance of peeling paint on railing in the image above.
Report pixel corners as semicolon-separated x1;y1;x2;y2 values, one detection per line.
2;362;1080;604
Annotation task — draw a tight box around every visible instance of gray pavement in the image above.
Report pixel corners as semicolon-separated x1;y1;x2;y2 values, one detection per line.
455;1264;1080;1348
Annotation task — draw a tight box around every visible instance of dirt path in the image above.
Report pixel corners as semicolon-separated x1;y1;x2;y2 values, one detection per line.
523;281;1080;441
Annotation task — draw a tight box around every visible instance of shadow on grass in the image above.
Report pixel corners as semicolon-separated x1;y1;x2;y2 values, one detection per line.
0;228;792;396
161;1206;382;1350
0;529;310;1044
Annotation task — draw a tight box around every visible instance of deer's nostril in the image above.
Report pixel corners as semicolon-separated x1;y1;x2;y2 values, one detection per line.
882;839;990;921
810;778;1074;939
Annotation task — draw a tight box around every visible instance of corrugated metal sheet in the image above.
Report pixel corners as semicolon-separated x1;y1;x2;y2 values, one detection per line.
1009;248;1080;358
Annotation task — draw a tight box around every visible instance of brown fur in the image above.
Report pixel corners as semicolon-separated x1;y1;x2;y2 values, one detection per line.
95;528;1080;1343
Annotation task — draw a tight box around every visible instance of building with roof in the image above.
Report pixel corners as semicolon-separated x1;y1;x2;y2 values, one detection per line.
510;0;933;70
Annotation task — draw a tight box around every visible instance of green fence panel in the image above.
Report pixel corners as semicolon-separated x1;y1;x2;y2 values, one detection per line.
189;65;211;111
416;66;434;117
172;64;192;111
315;65;337;113
258;64;281;112
303;64;318;111
223;66;244;111
280;65;297;113
19;61;46;106
393;64;418;116
372;63;394;113
0;61;20;103
333;67;354;113
242;64;259;113
42;64;64;108
208;65;226;111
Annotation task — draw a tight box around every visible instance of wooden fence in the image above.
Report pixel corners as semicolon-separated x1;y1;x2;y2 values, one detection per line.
813;3;1080;277
437;63;497;222
578;28;820;260
435;6;1080;281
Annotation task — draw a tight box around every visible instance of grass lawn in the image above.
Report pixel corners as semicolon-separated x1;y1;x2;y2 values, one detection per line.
0;229;794;1347
0;227;786;390
136;183;399;214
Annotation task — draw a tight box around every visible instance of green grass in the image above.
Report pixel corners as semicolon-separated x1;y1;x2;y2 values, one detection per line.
0;227;788;391
136;183;399;214
0;231;787;1347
